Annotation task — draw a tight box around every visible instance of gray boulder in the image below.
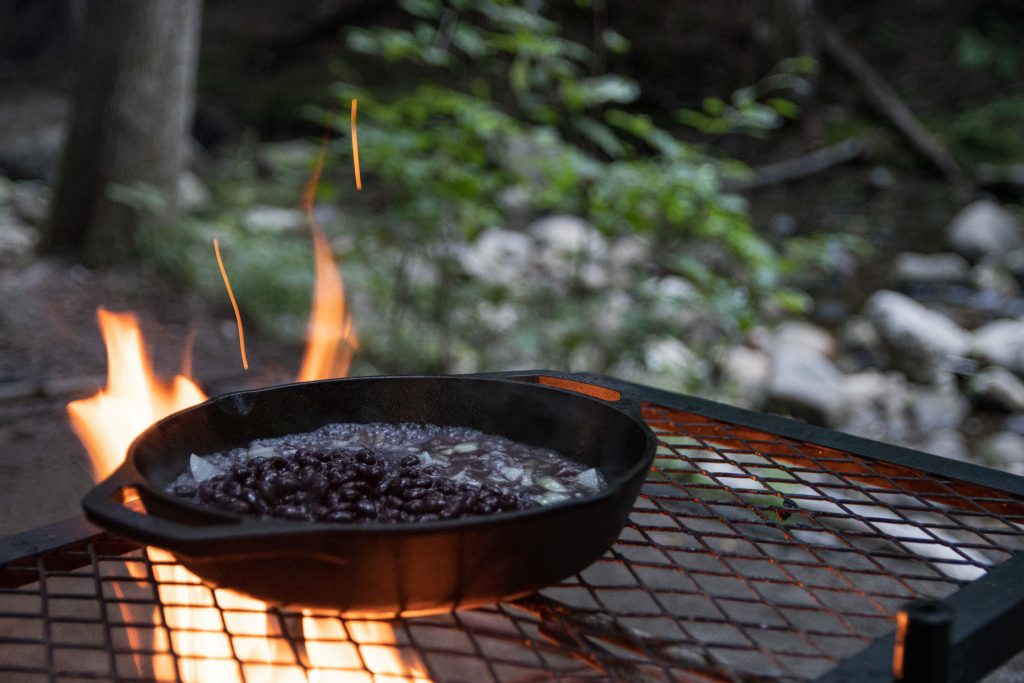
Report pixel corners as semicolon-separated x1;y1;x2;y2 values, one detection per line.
970;319;1024;375
720;346;770;405
775;321;837;358
917;429;970;461
863;290;972;383
765;345;843;425
968;366;1024;412
909;377;971;432
889;252;970;285
947;199;1023;261
979;432;1024;472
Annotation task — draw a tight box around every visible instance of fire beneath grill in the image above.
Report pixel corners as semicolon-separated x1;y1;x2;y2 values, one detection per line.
3;390;1024;681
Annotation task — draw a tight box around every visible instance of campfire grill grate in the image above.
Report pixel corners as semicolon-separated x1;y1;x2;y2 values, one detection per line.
2;373;1024;682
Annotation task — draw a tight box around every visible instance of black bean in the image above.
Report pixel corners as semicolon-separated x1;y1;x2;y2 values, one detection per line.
355;499;377;518
400;454;420;468
356;450;377;465
277;473;300;494
325;510;356;522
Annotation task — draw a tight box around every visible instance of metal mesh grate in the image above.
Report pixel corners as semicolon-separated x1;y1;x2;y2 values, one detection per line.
2;401;1024;682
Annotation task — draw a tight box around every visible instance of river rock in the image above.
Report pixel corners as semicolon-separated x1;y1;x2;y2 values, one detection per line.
968;367;1024;412
765;344;843;425
10;182;50;226
947;199;1023;261
177;171;210;212
889;252;970;285
971;257;1021;297
909;376;971;432
720;346;770;404
978;432;1024;471
775;320;837;358
863;290;972;383
970;319;1024;374
459;227;533;287
917;429;970;461
243;205;305;234
0;214;36;263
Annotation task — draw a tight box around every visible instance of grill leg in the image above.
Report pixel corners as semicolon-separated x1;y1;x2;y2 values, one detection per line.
893;599;953;682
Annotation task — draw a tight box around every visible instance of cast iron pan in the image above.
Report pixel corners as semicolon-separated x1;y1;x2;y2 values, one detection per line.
82;373;656;614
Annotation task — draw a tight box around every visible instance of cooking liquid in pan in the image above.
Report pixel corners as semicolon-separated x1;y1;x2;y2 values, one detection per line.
167;422;607;523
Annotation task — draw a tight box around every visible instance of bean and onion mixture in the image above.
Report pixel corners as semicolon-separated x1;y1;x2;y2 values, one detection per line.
167;422;606;523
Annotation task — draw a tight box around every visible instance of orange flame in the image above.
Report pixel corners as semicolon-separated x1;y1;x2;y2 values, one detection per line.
214;238;249;370
297;117;358;383
351;98;362;191
67;308;206;480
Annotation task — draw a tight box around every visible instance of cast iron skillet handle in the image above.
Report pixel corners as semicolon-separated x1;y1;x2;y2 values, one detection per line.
81;460;254;556
471;370;645;420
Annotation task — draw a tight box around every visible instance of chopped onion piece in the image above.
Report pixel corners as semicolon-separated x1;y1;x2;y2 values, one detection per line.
575;468;602;491
538;476;568;493
190;454;223;482
500;465;524;482
418;452;434;466
452;442;478;453
246;445;277;460
533;491;571;506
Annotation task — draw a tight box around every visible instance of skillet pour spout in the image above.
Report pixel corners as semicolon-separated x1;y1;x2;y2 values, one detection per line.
82;373;656;614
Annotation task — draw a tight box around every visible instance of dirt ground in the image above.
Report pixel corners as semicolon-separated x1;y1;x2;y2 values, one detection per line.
0;257;303;536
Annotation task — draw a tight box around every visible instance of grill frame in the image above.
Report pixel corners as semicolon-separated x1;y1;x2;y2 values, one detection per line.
1;369;1023;682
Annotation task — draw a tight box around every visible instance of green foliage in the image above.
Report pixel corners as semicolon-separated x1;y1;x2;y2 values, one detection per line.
957;26;1020;79
156;0;816;389
316;0;808;381
676;57;816;138
945;95;1024;164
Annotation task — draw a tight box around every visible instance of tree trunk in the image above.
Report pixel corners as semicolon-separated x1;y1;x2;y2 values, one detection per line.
41;0;202;265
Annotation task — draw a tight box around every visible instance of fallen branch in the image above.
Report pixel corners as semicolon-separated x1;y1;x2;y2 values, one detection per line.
723;137;865;192
820;24;966;185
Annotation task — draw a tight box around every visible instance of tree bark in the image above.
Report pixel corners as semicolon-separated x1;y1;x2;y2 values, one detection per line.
41;0;202;265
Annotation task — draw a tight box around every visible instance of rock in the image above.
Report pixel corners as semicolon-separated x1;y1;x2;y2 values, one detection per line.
968;367;1024;412
947;199;1023;261
970;256;1021;296
720;346;770;404
909;377;971;432
177;171;210;212
917;429;970;461
242;205;305;234
863;290;972;383
889;252;970;285
775;320;837;358
459;227;533;287
646;337;709;385
0;215;36;263
1005;413;1024;435
836;370;910;442
978;432;1024;471
530;215;606;258
970;319;1024;374
10;182;50;226
840;315;882;353
528;215;610;288
765;345;843;425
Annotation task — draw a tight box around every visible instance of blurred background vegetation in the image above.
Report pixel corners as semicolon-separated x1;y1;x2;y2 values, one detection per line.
2;0;1024;457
